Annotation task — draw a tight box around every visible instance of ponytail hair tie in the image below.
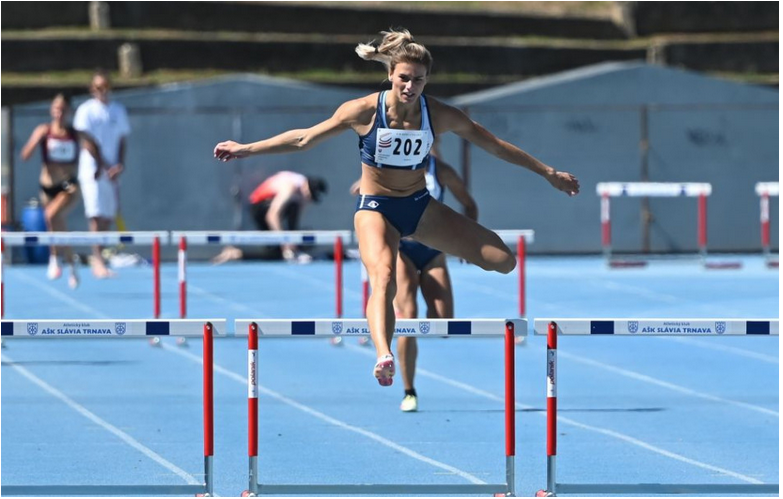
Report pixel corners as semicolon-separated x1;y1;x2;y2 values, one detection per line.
374;46;379;54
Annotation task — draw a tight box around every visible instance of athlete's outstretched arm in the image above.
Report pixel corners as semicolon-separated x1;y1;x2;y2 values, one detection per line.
214;99;366;162
433;102;580;196
436;159;478;221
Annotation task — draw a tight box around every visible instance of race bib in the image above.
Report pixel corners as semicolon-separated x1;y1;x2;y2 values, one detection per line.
374;128;433;167
46;137;77;163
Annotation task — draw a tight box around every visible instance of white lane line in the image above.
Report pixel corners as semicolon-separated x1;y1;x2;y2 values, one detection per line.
658;336;779;365
591;279;681;304
559;350;778;418
344;343;770;484
162;343;487;485
1;352;201;486
266;266;364;299
12;272;112;318
189;284;271;317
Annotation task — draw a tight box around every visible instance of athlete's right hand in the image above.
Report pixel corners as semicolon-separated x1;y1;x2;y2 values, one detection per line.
214;140;248;162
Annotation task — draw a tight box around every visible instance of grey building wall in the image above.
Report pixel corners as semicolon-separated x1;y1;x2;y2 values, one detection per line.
10;64;778;255
449;62;778;253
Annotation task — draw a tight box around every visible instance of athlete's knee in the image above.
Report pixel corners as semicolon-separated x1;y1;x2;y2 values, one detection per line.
368;264;396;296
478;250;516;274
395;300;417;319
497;253;517;274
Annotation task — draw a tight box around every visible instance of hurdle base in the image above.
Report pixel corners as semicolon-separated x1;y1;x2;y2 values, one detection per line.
251;483;510;495
608;259;648;269
552;482;779;495
1;484;208;496
767;259;779;269
703;261;743;270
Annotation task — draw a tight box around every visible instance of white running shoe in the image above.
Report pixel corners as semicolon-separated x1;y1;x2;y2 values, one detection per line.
400;394;418;412
47;256;62;280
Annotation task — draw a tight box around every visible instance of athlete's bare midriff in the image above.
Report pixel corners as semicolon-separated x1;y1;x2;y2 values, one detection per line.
359;163;427;197
40;163;77;188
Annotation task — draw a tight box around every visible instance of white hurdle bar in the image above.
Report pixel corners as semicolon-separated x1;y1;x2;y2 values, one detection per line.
171;231;351;319
596;183;712;266
0;318;226;497
755;182;779;267
1;232;168;318
236;318;526;497
358;230;535;318
533;318;779;497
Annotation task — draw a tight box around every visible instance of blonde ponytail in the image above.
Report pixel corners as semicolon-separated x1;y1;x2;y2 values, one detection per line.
355;28;433;74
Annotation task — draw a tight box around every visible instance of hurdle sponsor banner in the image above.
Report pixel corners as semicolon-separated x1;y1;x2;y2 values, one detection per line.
596;182;712;198
0;231;168;246
248;350;259;398
0;319;227;337
170;230;352;246
755;182;779;197
235;319;526;337
493;230;535;244
534;319;778;336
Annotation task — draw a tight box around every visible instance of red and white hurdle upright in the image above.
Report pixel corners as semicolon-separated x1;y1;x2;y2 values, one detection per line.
534;318;779;497
1;231;167;318
596;182;732;268
0;318;225;497
171;231;350;319
237;317;524;497
755;182;778;268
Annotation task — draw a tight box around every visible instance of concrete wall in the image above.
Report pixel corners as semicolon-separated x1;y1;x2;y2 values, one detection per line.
9;66;779;255
633;1;778;35
2;1;626;39
449;63;778;253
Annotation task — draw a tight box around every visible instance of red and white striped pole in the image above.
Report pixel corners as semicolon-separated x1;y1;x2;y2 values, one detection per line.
504;321;516;497
247;322;259;496
179;236;187;318
1;238;4;319
600;194;611;261
517;236;526;317
543;321;558;496
335;237;343;318
153;236;160;319
202;322;214;496
760;193;770;255
698;193;707;258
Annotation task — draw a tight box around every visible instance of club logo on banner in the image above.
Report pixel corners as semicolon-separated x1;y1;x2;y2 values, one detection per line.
331;322;343;335
115;322;127;336
419;322;431;334
715;321;726;335
628;321;639;334
27;322;39;336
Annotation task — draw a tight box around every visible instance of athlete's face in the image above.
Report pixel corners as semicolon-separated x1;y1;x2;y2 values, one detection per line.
50;99;69;123
389;62;428;104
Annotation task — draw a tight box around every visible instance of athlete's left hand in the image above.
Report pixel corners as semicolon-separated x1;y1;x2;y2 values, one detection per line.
547;170;580;196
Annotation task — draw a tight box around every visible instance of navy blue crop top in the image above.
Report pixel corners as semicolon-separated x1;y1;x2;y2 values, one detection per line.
358;91;434;170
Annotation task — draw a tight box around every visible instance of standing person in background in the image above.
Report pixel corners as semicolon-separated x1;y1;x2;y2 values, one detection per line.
20;94;105;289
211;171;328;264
73;70;131;278
214;28;579;387
350;149;477;411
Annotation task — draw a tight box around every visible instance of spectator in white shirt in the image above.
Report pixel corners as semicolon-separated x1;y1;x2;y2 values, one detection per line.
73;71;131;278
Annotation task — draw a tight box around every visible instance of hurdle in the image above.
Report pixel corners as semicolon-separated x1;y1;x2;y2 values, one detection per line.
1;231;168;318
596;183;736;268
533;318;779;497
236;318;524;497
171;231;351;319
755;182;778;268
359;230;535;317
0;318;226;497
